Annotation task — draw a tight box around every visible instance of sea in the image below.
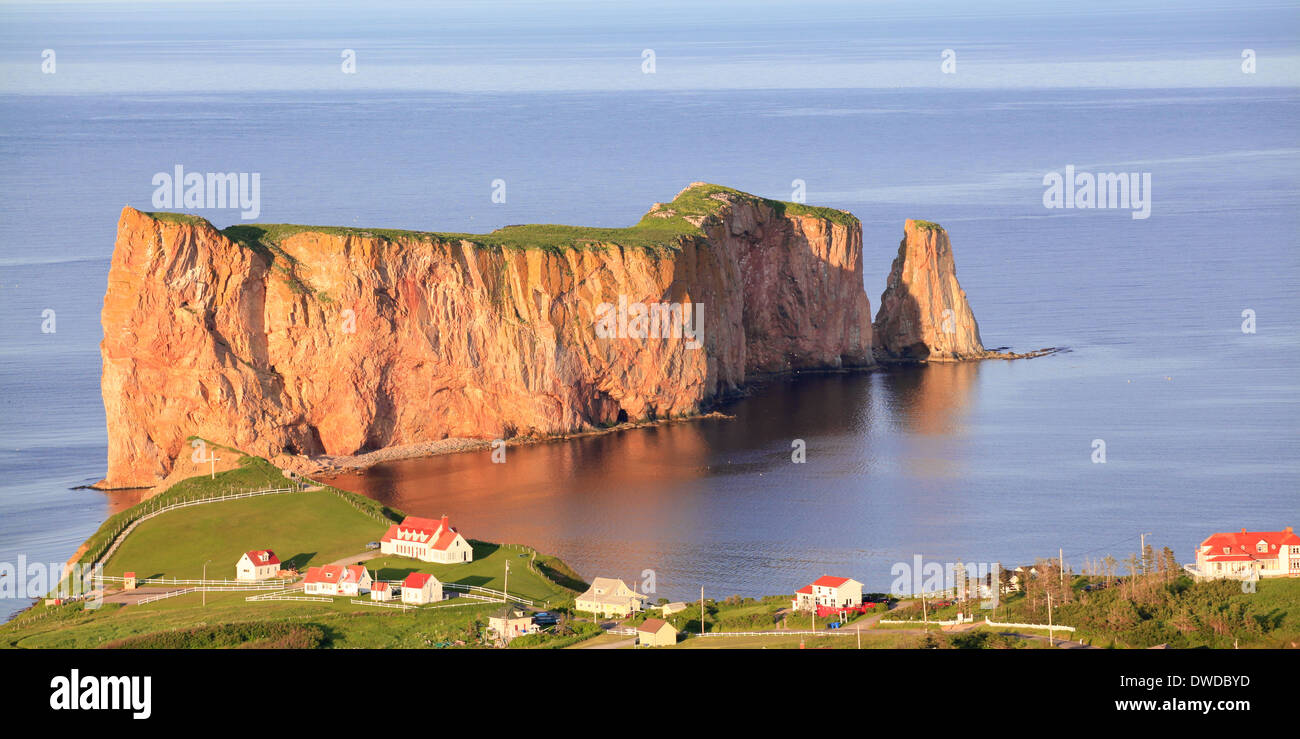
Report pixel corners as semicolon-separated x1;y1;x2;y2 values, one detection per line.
1;0;1298;619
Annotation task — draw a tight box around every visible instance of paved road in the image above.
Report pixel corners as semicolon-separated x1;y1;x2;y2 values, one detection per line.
99;586;183;606
577;636;637;649
323;550;385;568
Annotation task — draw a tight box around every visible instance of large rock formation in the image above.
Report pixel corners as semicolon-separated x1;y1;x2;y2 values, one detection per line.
99;184;873;488
873;220;985;362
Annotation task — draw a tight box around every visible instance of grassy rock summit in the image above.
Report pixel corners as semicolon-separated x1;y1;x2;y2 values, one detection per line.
99;184;874;488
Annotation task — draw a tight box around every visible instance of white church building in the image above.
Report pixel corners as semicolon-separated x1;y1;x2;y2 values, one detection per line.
379;515;473;564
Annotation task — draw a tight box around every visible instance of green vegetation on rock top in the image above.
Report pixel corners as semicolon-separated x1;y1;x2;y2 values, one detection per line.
910;220;944;231
148;183;859;256
143;211;212;227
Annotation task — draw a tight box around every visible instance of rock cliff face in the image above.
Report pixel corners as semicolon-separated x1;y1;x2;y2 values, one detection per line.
99;184;873;488
873;220;985;362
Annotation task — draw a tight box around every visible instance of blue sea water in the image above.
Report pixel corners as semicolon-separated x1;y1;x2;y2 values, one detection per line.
1;0;1298;618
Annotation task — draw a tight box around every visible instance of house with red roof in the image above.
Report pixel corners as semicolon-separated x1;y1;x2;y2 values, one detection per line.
236;550;281;581
792;575;864;611
379;515;473;564
400;572;442;605
370;581;393;602
303;564;372;596
1193;526;1300;581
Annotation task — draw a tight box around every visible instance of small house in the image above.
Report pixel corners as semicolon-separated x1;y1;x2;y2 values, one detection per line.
488;606;536;643
370;581;393;601
400;572;442;605
660;602;688;616
236;550;281;581
303;564;372;596
792;576;864;611
637;618;677;647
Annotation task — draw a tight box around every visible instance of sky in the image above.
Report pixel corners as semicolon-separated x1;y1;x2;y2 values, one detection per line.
0;0;1298;93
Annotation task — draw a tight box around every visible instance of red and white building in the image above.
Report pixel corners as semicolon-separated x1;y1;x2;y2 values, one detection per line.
792;575;864;611
379;515;473;564
370;581;393;602
1193;527;1300;581
236;550;281;581
400;572;442;605
303;564;372;596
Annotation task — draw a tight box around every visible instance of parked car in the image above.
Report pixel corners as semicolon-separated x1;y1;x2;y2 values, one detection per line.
365;541;380;550
533;612;558;626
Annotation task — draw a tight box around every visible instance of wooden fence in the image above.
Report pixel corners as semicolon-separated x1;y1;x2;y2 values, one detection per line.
88;486;300;570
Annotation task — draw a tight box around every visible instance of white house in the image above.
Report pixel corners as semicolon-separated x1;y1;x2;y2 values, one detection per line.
792;575;864;611
400;572;442;605
488;606;536;643
574;577;650;618
379;515;474;564
303;564;371;596
1193;527;1300;581
370;581;393;601
236;550;281;581
660;602;688;616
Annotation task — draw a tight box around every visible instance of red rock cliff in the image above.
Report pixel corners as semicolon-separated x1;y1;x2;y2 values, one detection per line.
99;184;873;488
873;220;985;362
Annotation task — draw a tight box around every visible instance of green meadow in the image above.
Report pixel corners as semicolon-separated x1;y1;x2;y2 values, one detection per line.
104;490;388;580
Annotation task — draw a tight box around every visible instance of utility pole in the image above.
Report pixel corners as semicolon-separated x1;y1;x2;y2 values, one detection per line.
699;586;705;636
202;559;211;606
208;453;220;479
1047;591;1054;647
503;561;509;603
1141;532;1151;575
1059;548;1065;587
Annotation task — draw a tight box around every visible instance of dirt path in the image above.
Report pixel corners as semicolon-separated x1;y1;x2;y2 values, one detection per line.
323;550;385;568
572;634;636;649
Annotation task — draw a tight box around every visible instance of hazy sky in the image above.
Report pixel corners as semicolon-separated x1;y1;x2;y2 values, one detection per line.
1;0;1298;92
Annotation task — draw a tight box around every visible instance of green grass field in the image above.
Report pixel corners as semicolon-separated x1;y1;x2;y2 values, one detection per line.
0;590;502;649
103;490;389;580
365;541;577;606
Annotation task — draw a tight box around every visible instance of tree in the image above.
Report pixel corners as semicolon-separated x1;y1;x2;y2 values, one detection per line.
1161;547;1179;582
1102;555;1118;587
1106;598;1140;632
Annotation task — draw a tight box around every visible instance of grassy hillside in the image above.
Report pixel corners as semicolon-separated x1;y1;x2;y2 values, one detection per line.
1;444;592;649
365;541;578;607
1;591;503;649
104;490;388;580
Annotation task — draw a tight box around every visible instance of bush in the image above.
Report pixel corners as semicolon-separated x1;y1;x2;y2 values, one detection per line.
100;621;326;649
